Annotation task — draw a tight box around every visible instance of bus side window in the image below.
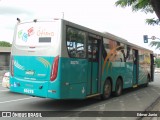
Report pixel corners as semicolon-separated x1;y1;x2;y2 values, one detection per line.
92;44;98;61
88;39;99;62
66;27;87;58
88;45;92;59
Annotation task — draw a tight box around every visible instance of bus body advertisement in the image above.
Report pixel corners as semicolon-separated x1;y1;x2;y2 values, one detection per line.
10;19;154;99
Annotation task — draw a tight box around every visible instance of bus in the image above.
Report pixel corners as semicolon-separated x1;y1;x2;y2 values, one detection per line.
10;18;154;99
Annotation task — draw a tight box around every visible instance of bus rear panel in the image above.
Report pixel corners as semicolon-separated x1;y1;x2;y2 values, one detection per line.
10;19;64;99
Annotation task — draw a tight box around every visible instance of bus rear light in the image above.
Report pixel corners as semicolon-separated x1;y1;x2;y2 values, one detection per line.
50;56;59;81
11;57;14;76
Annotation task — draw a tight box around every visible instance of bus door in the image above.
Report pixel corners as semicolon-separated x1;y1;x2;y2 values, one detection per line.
150;54;154;81
132;49;139;86
87;35;102;95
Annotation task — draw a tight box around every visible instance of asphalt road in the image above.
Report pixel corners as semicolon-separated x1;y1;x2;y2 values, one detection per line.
0;74;160;120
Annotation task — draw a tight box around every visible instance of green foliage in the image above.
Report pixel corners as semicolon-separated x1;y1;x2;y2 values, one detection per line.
150;41;160;49
115;0;136;7
115;0;153;12
155;58;160;68
133;0;153;13
146;18;160;25
115;0;158;25
0;41;11;47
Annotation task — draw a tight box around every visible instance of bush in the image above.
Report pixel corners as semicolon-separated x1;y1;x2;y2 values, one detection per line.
0;41;11;47
155;58;160;68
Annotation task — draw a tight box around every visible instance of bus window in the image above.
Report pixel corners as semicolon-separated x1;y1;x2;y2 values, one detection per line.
15;22;57;47
88;39;99;62
66;27;87;58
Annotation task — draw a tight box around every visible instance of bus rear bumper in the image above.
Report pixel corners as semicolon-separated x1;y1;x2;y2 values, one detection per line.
9;77;60;99
10;77;87;99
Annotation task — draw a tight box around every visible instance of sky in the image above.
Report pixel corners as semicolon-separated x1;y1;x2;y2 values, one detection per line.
0;0;160;53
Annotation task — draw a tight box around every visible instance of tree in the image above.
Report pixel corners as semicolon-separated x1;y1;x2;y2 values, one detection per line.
150;0;160;21
115;0;160;25
0;41;11;47
150;41;160;49
115;0;160;49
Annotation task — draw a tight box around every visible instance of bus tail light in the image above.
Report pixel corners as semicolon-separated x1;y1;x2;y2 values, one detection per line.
11;57;14;76
50;56;59;81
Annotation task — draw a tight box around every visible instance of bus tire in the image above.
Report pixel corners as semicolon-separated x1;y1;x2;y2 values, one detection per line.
101;79;112;100
114;78;123;97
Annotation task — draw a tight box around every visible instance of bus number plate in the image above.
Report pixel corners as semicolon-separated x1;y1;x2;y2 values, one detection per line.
24;89;34;94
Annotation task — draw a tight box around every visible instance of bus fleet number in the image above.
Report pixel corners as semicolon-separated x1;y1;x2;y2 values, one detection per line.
24;89;34;94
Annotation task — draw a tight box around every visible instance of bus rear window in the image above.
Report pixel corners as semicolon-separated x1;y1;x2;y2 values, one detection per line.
15;21;57;46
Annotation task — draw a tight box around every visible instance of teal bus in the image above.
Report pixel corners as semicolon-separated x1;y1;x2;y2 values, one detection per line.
10;18;154;99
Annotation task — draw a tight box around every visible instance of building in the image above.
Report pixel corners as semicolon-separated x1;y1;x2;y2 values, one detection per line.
0;47;11;70
154;53;160;58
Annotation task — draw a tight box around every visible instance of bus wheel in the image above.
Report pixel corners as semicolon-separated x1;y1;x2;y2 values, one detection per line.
114;78;123;97
101;79;112;100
